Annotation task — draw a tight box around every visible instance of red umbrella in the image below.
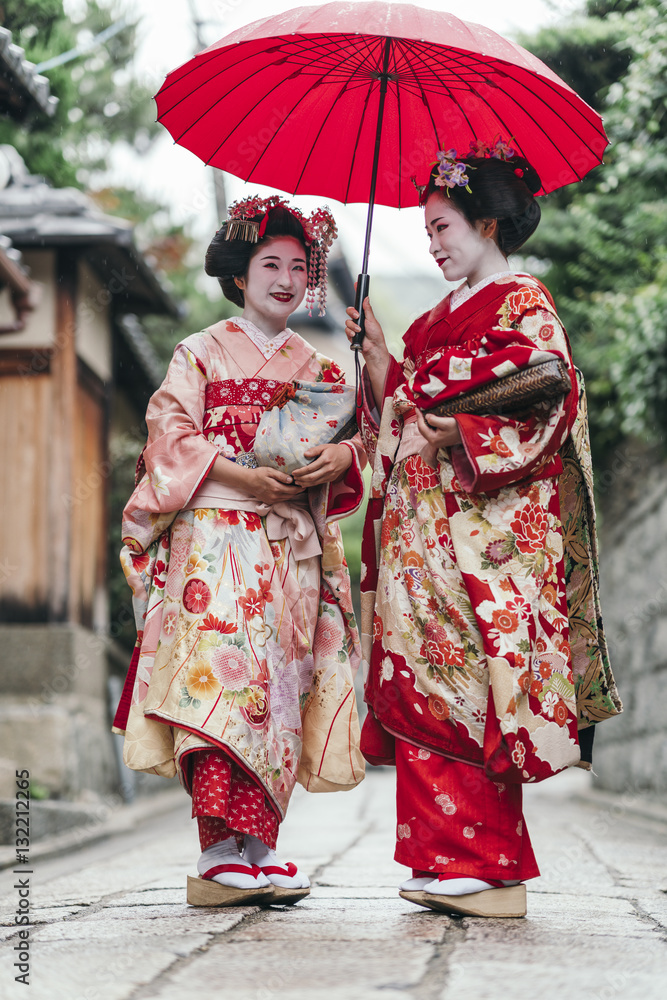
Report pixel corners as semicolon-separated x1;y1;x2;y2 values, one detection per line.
155;1;608;341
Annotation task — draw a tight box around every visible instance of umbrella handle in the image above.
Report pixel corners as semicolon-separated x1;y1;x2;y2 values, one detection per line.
350;273;370;352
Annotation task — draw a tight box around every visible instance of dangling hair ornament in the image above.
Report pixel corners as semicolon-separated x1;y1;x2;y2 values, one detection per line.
225;195;337;317
417;135;518;204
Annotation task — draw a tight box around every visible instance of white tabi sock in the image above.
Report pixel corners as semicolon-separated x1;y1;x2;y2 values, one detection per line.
399;877;434;891
197;836;270;889
243;835;310;889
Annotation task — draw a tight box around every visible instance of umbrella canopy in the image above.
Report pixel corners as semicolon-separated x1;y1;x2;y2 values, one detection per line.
155;1;609;208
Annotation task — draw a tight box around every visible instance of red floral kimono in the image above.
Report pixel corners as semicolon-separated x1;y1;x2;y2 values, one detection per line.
358;273;621;878
114;319;366;849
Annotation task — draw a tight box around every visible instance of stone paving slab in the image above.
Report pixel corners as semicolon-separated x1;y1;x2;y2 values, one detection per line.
1;767;666;999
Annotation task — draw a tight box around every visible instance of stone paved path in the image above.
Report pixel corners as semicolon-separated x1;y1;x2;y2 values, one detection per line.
1;768;666;1000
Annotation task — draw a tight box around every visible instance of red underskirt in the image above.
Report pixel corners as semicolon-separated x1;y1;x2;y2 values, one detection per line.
190;748;280;851
394;737;540;881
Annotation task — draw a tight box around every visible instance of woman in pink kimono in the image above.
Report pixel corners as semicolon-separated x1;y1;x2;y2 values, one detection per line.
346;144;621;917
114;197;365;907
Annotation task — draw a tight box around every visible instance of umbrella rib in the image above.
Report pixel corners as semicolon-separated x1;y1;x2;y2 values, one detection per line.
409;42;480;143
411;45;553;168
166;54;286;145
248;74;345;187
289;83;353;192
156;46;236;103
410;41;604;176
160;33;338;120
344;80;376;204
507;71;608;154
477;70;594;178
398;40;443;147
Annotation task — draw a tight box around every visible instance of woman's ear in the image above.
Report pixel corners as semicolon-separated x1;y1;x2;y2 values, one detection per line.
233;275;245;291
478;218;499;241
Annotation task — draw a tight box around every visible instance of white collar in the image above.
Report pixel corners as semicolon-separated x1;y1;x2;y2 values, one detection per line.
233;317;294;359
450;271;514;312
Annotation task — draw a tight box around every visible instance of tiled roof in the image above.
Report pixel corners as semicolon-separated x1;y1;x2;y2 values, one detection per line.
0;27;58;121
0;171;181;318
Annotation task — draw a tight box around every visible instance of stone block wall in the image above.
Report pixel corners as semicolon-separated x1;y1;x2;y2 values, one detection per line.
594;451;667;795
0;624;118;801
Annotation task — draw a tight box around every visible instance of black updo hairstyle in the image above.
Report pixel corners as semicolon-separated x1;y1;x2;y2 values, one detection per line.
204;205;310;308
422;155;542;255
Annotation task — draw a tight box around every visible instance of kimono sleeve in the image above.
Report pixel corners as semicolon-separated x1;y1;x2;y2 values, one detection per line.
312;355;369;521
122;340;219;551
450;291;577;493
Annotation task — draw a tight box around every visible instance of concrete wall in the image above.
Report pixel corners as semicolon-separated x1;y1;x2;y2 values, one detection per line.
594;447;667;794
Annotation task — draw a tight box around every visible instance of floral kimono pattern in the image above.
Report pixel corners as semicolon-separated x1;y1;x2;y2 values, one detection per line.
359;274;621;785
114;320;366;818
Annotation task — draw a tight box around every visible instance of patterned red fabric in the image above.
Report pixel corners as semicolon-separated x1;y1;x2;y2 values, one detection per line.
191;748;280;851
205;377;285;409
394;738;540;881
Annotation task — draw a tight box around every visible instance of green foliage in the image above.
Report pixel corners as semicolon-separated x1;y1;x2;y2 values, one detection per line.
522;0;667;459
0;0;159;187
519;14;631;111
107;431;143;652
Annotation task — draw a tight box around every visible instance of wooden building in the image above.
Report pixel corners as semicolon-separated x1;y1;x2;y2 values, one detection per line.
0;152;178;802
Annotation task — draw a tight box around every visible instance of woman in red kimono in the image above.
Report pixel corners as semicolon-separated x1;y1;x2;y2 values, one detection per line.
346;143;620;917
115;197;365;907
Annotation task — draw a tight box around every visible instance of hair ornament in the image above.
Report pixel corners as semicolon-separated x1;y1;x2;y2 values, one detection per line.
433;148;473;194
224;195;338;316
419;135;520;204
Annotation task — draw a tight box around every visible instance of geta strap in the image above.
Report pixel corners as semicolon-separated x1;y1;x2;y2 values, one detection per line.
202;863;262;880
259;861;298;877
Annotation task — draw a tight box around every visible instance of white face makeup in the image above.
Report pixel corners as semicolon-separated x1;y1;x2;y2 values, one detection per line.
424;193;508;288
237;235;308;335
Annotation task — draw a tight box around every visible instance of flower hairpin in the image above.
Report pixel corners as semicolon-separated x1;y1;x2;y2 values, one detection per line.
434;148;473;192
419;135;519;202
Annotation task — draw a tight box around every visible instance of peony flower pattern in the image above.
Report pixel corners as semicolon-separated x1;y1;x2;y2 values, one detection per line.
511;502;549;555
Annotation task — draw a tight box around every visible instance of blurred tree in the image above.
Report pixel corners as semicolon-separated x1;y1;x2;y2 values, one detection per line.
0;0;158;187
520;0;667;457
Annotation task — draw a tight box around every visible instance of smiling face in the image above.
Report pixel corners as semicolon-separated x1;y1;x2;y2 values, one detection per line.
424;192;507;288
235;235;308;335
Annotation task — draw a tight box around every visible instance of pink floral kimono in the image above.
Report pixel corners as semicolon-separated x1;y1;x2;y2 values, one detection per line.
113;318;366;837
358;273;621;878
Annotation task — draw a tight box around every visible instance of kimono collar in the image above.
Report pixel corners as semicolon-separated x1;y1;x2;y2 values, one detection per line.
450;270;514;312
233;317;294;359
